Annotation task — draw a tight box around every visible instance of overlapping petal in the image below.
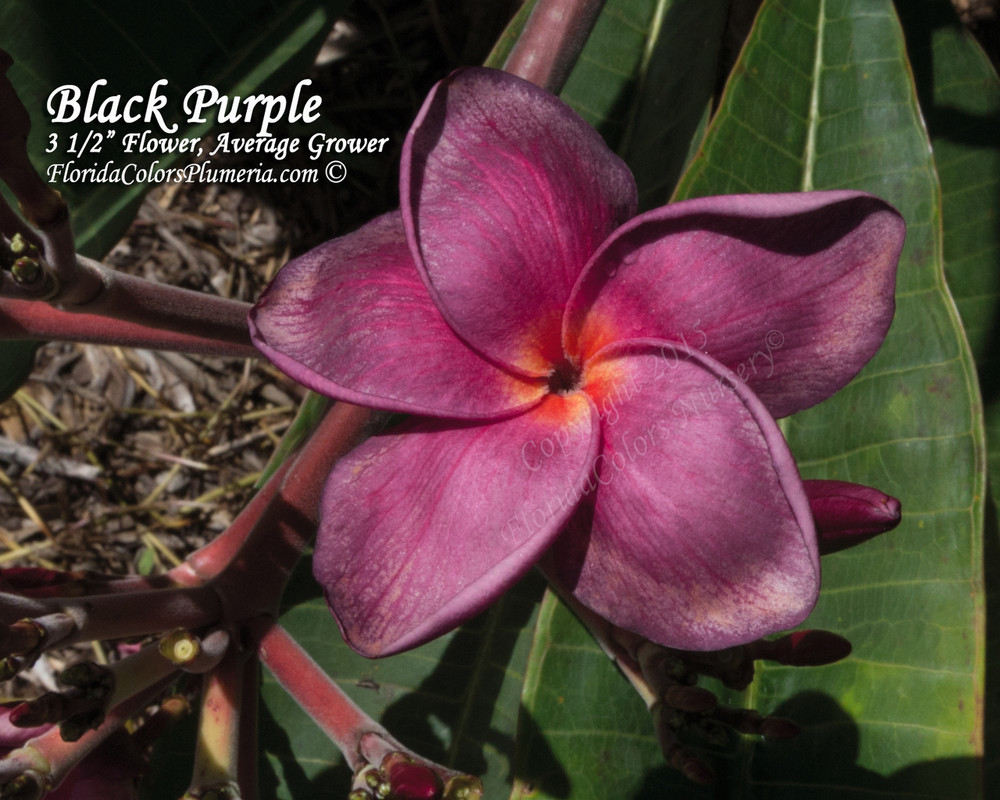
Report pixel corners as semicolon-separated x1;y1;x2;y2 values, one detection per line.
314;393;600;657
402;67;637;375
249;212;545;418
565;191;904;418
544;341;819;650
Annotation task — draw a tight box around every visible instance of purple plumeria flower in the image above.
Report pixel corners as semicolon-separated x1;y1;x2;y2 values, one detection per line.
250;67;904;657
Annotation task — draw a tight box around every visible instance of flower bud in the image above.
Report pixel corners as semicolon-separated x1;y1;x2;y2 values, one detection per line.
804;480;901;555
749;629;852;667
386;760;442;799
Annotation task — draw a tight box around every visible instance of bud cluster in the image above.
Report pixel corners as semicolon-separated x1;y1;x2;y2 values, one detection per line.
348;753;482;800
629;628;852;784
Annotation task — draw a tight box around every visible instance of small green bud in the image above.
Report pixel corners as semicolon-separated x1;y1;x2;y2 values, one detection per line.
0;657;21;681
9;234;37;258
11;258;41;286
443;775;485;800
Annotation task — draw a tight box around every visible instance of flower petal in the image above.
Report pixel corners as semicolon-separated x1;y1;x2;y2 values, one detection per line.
402;67;636;375
544;340;819;651
566;191;903;417
315;393;600;657
249;212;545;418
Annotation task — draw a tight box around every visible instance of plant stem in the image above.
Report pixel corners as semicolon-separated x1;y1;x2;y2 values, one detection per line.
207;402;373;619
0;296;257;357
21;673;178;794
62;255;254;347
187;644;244;797
502;0;606;93
0;584;224;646
255;621;387;771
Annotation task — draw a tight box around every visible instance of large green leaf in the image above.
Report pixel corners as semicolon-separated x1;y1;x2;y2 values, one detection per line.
672;0;983;795
560;0;728;201
891;0;1000;784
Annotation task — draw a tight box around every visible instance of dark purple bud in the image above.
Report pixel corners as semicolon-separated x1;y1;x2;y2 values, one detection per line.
804;480;901;555
749;630;852;667
8;696;64;728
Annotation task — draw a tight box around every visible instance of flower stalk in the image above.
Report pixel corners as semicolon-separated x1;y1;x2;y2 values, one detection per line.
0;672;176;798
185;642;244;800
0;296;257;358
254;621;483;799
503;0;607;92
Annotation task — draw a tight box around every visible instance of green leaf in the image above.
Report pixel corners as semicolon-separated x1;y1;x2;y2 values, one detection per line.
670;0;984;795
509;591;694;800
891;0;1000;784
559;0;728;194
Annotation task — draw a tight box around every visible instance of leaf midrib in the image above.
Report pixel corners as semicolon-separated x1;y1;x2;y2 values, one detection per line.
801;0;825;192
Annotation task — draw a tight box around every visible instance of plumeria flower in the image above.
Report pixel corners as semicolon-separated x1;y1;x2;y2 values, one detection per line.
250;67;903;658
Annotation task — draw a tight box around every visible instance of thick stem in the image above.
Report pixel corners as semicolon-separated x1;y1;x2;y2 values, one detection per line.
104;640;184;711
502;0;606;93
254;621;481;797
181;458;296;582
0;584;224;646
0;296;258;358
61;256;253;348
255;621;389;771
208;402;373;619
